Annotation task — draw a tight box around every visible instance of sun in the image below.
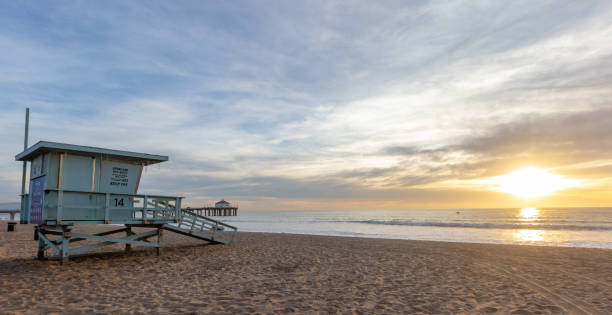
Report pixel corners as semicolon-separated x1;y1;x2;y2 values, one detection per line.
490;167;581;198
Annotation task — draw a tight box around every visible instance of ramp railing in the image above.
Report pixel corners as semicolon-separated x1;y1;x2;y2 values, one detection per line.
172;210;237;244
134;196;181;221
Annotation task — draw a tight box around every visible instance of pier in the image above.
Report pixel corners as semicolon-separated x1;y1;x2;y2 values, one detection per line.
186;206;238;217
0;210;19;221
186;199;238;217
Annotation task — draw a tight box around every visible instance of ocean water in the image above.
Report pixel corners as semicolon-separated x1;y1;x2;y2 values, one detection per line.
219;208;612;249
3;207;610;249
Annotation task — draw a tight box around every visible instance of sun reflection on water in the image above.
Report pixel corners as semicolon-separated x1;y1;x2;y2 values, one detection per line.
515;208;545;242
515;230;546;242
519;207;540;221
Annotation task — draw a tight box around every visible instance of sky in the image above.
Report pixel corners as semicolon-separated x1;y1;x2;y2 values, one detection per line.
1;1;611;210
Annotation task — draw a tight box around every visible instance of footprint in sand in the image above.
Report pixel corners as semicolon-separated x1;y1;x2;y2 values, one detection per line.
480;306;498;313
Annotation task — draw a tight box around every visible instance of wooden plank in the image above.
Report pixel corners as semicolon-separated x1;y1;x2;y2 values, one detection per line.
71;231;160;247
156;228;163;256
38;232;61;254
61;232;70;265
41;230;64;236
71;227;129;242
37;232;45;260
161;224;223;244
68;230;160;255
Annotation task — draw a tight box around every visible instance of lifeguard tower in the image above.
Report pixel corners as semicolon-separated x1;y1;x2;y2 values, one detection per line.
16;141;237;264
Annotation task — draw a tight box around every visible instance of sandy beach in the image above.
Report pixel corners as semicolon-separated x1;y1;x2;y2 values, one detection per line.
0;222;610;314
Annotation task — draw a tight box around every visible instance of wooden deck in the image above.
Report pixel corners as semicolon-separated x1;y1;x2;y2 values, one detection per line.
36;209;238;264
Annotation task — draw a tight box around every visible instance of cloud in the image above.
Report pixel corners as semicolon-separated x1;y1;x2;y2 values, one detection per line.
1;1;612;207
458;108;612;163
374;108;612;187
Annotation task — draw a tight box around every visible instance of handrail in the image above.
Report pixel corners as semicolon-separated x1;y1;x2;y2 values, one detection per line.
175;209;237;244
181;210;237;230
44;189;181;223
55;205;176;212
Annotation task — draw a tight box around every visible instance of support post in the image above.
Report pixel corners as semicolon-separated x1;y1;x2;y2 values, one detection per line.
153;200;158;219
142;195;148;222
90;157;96;192
125;225;132;252
156;227;163;256
212;222;217;241
57;152;64;225
57;190;64;224
20;108;29;224
104;193;110;224
61;225;72;265
175;197;181;221
37;227;45;260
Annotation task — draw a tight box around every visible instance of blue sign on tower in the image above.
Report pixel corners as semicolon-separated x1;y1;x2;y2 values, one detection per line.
29;176;45;224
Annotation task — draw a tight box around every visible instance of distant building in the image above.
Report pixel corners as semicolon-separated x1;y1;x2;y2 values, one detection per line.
215;200;231;208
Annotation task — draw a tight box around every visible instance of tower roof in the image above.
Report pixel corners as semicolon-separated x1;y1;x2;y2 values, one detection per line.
15;141;168;165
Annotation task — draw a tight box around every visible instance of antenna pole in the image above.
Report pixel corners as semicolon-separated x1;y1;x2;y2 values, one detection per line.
20;108;29;223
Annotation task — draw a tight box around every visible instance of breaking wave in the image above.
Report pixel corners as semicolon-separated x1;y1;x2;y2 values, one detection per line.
339;220;612;231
